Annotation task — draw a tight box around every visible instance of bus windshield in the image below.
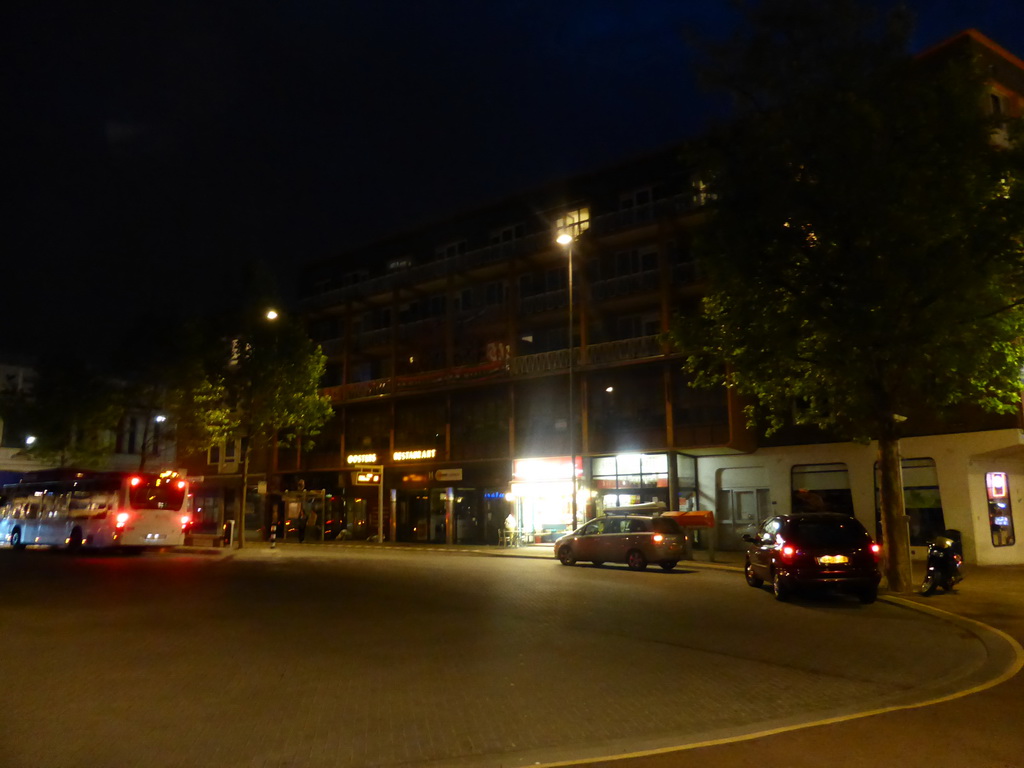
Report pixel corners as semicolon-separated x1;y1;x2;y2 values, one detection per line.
129;477;186;511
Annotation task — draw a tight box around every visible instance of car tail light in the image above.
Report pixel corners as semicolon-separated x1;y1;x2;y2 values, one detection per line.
653;533;665;543
779;542;797;564
115;512;130;529
870;542;881;563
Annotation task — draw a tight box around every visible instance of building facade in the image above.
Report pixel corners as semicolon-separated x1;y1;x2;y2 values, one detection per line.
282;29;1024;566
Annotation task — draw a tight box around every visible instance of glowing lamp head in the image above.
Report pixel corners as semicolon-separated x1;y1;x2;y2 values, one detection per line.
556;233;573;246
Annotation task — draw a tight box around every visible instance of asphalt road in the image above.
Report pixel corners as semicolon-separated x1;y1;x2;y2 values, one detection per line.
0;546;1018;768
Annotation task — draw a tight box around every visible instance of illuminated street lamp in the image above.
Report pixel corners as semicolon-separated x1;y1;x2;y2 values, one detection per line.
266;308;279;321
556;232;579;530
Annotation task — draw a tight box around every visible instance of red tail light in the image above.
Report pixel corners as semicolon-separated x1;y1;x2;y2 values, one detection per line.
129;476;142;487
115;512;130;530
870;542;881;563
779;542;797;564
653;533;665;543
180;515;191;529
177;480;186;490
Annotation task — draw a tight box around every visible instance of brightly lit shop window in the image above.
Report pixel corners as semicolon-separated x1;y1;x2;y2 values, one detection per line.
593;453;668;509
986;472;1016;547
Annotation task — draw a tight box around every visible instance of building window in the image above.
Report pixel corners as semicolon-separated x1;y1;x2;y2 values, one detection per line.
485;281;504;305
436;240;466;260
224;440;236;461
619;188;653;223
208;445;221;464
620;188;652;210
792;463;854;516
490;223;524;244
986;472;1016;547
872;457;945;546
556;207;590;239
592;454;669;508
692;177;716;207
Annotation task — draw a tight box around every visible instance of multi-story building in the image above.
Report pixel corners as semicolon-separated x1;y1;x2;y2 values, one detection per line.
286;29;1024;566
0;358;179;483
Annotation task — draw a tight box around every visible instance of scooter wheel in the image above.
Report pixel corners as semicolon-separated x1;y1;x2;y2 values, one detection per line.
921;573;938;595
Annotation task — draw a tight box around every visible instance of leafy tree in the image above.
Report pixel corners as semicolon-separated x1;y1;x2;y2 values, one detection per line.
0;355;121;468
169;313;333;547
674;0;1024;591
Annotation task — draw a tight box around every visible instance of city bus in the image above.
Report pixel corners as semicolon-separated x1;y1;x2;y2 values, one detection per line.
0;468;191;551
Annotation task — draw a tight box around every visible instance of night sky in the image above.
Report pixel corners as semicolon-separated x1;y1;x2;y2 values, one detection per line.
5;1;1024;362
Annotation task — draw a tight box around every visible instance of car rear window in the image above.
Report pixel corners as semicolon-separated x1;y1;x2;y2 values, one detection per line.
652;517;681;534
787;518;868;547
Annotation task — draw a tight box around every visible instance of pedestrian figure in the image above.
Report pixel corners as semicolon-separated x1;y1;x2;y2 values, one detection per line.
504;511;517;547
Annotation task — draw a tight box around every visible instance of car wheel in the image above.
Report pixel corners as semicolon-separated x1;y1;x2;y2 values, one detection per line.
557;546;577;566
744;559;764;587
660;561;677;572
10;527;25;550
858;586;878;604
772;571;791;602
627;550;648;571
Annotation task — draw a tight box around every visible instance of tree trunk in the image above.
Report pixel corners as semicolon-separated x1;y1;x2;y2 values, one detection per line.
237;446;250;550
877;432;913;593
138;416;150;472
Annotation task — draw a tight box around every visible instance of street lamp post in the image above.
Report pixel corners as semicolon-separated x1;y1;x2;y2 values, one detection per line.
556;232;578;531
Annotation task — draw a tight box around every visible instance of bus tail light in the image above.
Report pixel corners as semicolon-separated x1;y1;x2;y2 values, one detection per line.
180;515;191;529
115;512;131;530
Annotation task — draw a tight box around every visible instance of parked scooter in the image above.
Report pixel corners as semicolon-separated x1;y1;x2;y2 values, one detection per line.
920;529;963;595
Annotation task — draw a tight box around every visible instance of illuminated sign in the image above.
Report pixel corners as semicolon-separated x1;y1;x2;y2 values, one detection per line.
352;471;381;486
435;469;463;482
394;449;436;461
987;472;1008;499
347;453;378;465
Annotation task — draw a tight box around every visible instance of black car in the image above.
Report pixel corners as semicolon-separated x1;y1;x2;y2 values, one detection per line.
743;513;881;603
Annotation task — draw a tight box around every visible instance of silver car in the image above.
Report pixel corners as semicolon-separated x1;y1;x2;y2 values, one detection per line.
553;514;686;571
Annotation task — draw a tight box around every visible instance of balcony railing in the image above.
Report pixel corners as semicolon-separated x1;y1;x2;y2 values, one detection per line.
300;193;702;311
322;335;672;403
